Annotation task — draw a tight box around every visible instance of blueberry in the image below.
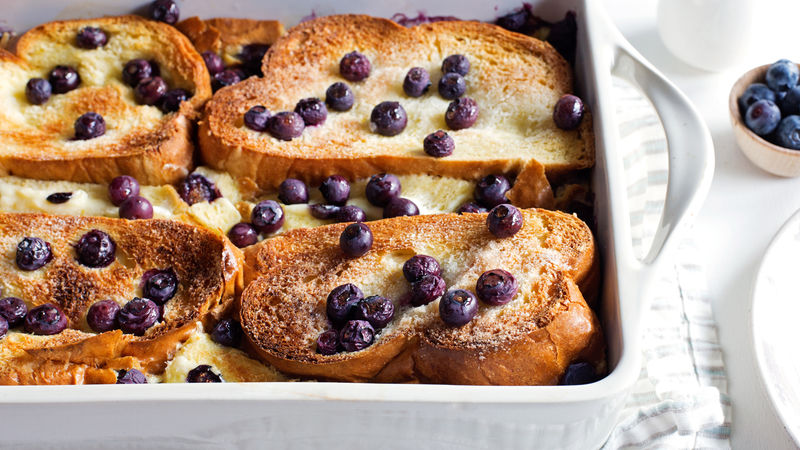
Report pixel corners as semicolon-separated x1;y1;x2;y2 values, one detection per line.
422;130;455;158
402;255;442;282
159;88;190;113
445;97;479;130
475;269;517;306
134;76;167;106
553;94;585;130
326;82;355;112
278;178;309;204
320;175;351;206
150;0;180;25
336;205;366;223
403;67;431;97
108;175;140;206
438;73;466;100
745;100;781;136
177;173;221;205
122;59;155;87
439;289;478;327
142;268;178;304
49;65;80;94
738;83;776;115
227;223;259;248
410;274;446;307
210;318;242;347
486;204;523;238
76;26;107;49
457;202;488;214
496;9;528;32
383;197;419;218
0;317;7;340
339;223;373;258
76;229;116;268
267;111;305;141
779;86;800;116
339;320;375;352
316;329;340;355
766;59;799;92
775;115;800;150
46;192;72;204
365;173;401;207
560;361;598;385
244;105;271;132
201;51;224;75
238;44;270;76
16;237;53;271
294;97;328;126
86;299;120;332
119;196;154;220
116;368;147;384
370;101;407;136
326;283;364;323
118;297;159;336
251;200;285;234
309;204;342;220
25;78;51;105
186;365;224;383
442;54;470;76
354;295;395;329
474;174;511;208
74;112;106;140
0;297;27;327
339;51;371;82
25;303;68;335
212;69;242;91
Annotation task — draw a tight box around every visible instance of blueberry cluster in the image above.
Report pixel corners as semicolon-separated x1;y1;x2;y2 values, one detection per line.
0;297;68;337
108;175;154;220
456;173;513;214
122;58;192;113
739;59;800;149
201;43;271;92
316;283;395;355
85;267;178;335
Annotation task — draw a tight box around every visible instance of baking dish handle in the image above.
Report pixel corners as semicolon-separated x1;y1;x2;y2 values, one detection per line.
609;39;715;268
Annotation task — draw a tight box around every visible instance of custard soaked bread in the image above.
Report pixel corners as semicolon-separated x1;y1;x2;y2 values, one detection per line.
176;17;285;71
241;209;603;385
200;15;594;197
0;213;241;376
0;15;211;184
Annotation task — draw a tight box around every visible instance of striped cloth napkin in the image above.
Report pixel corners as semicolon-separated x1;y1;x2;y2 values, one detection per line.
602;80;731;449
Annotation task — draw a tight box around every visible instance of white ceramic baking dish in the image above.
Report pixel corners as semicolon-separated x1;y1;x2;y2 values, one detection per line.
0;0;714;448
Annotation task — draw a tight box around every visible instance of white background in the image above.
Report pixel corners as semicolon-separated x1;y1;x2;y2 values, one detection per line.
603;0;800;448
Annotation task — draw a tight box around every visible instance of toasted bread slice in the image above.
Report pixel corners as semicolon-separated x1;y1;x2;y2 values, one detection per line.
200;15;593;196
176;17;285;68
0;15;211;184
0;329;140;385
0;213;242;374
240;209;603;385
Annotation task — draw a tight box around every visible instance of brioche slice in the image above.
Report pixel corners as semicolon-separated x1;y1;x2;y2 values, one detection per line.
0;329;140;385
200;14;593;197
0;15;211;184
241;209;603;385
0;213;242;374
177;17;285;68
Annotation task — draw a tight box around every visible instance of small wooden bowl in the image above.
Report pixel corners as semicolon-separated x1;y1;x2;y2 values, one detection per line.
730;64;800;177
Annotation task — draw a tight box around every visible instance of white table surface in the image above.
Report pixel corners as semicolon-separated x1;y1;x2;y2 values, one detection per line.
604;0;800;448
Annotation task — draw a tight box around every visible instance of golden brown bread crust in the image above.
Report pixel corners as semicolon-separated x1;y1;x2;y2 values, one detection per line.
0;213;243;379
0;330;139;385
240;209;603;385
199;15;594;199
176;17;285;60
0;15;211;184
